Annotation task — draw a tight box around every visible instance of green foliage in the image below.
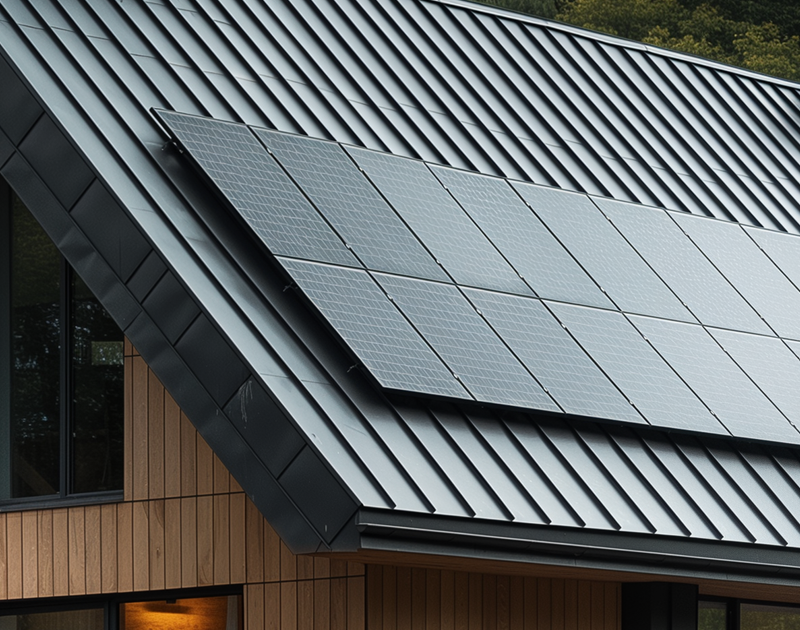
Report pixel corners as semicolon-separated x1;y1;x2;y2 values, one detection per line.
480;0;557;19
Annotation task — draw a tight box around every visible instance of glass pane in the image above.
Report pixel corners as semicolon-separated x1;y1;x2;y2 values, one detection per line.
699;601;727;630
0;607;103;630
7;195;61;499
121;595;241;630
741;602;800;629
71;271;124;494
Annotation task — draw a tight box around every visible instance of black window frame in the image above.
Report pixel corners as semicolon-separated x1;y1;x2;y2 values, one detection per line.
0;179;123;510
700;595;800;629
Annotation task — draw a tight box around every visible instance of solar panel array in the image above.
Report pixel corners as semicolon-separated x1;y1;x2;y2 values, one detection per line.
158;111;800;444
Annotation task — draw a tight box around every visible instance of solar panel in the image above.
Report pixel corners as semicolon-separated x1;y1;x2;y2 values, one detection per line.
432;166;614;309
672;212;800;340
346;147;533;296
156;111;357;266
708;329;800;433
546;302;725;434
595;197;770;335
463;288;642;423
513;183;694;322
744;226;800;294
630;315;799;443
253;129;449;282
373;273;559;410
277;258;471;399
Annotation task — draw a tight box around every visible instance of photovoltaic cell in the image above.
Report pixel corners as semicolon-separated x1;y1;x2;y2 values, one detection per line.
709;329;800;433
595;197;770;335
373;274;559;411
546;302;725;434
432;166;614;309
630;315;799;443
744;226;800;294
346;147;533;296
156;111;357;266
513;182;694;321
253;129;449;282
277;258;471;399
672;212;800;340
463;288;642;423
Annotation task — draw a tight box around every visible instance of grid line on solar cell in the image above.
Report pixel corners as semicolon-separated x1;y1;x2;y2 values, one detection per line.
513;182;694;322
745;226;800;296
373;273;559;411
157;112;357;266
708;328;800;434
671;212;800;340
346;146;534;296
546;302;726;434
253;129;449;282
432;166;615;309
463;288;643;423
277;258;472;399
595;197;771;336
630;315;800;444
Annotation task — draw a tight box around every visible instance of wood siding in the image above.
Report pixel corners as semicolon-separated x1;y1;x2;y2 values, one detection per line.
0;339;623;629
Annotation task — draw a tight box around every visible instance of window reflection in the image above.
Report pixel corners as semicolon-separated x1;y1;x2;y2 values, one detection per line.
0;607;103;630
699;601;727;630
742;602;800;629
121;596;241;630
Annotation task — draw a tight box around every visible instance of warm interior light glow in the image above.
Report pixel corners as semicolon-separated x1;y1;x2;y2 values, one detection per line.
121;595;239;630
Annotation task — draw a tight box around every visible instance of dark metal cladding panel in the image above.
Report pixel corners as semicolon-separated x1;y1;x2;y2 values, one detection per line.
126;250;168;302
0;54;43;145
546;302;725;434
156;111;358;266
672;212;800;340
18;115;95;210
745;226;800;292
595;197;771;335
710;329;800;431
431;165;614;309
630;316;800;444
277;257;470;399
0;129;12;168
513;182;694;321
253;129;448;282
143;271;201;345
374;273;559;411
463;288;642;423
346;146;533;295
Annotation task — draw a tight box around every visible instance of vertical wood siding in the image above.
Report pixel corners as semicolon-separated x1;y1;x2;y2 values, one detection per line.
0;339;620;630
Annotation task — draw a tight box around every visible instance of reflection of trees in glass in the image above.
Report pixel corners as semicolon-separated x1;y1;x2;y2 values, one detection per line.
699;605;726;630
742;603;800;629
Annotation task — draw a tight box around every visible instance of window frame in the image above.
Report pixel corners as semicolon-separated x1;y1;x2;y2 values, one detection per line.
0;179;123;510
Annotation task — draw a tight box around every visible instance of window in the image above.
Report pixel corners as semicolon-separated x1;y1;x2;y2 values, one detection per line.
700;598;800;629
0;181;124;503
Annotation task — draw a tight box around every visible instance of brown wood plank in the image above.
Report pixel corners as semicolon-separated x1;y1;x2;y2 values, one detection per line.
100;504;118;593
298;579;314;630
0;514;7;600
281;540;297;582
149;500;166;591
537;577;551;629
367;565;383;630
411;568;426;630
483;574;497;630
116;503;133;592
332;578;347;630
37;510;53;598
214;494;231;585
124;336;133;357
245;498;264;584
213;452;230;494
577;581;591;630
164;498;182;590
396;567;411;630
314;557;331;580
331;560;348;578
298;554;314;581
604;583;618;630
180;411;197;496
564;580;578;630
266;582;281;630
382;564;397;630
163;392;182;498
523;578;537;630
196;434;214;496
132;500;149;591
348;562;366;577
230;493;246;584
282;581;299;630
231;475;244;494
53;509;69;597
124;355;133;501
68;507;86;595
246;583;265;630
349;576;366;630
264;521;281;583
508;577;523;630
453;572;468;630
181;497;198;588
551;579;565;630
21;510;37;598
197;494;214;586
132;356;149;501
468;573;481;630
497;575;509;630
6;506;21;599
315;575;331;630
148;368;165;499
84;505;102;595
427;569;441;630
440;570;455;630
591;582;604;630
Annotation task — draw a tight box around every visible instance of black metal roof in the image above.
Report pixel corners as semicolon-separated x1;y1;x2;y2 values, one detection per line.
4;0;800;583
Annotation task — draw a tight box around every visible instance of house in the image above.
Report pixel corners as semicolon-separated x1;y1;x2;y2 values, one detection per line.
1;0;800;627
